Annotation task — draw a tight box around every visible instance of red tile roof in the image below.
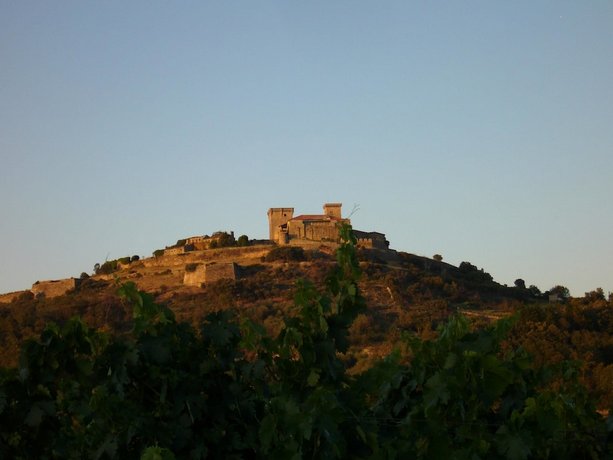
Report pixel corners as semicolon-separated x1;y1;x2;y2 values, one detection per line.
291;214;339;221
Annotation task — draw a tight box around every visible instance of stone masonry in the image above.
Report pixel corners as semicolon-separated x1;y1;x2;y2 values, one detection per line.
31;278;80;298
183;262;238;287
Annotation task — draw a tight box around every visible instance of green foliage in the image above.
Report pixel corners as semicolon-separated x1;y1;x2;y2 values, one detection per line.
237;234;249;247
153;249;164;258
1;224;610;458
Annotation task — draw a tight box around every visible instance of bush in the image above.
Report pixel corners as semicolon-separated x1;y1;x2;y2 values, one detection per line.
237;234;249;247
96;260;118;275
153;249;164;257
213;231;236;248
185;263;199;273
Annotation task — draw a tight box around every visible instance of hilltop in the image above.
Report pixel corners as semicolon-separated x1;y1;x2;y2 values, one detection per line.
0;230;571;361
1;208;612;407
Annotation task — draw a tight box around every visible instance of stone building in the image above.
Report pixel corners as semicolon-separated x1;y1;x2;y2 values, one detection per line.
267;203;389;249
164;246;188;256
268;203;349;244
184;232;235;251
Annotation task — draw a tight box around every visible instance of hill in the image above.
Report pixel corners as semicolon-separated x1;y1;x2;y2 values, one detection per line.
1;235;611;408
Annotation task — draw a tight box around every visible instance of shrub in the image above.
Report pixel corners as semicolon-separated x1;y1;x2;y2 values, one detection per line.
237;234;249;247
185;263;199;273
214;231;236;248
153;249;164;257
96;260;118;275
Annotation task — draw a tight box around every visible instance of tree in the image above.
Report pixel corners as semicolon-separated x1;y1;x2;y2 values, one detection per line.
584;288;605;302
514;278;526;289
237;235;249;247
528;284;542;297
548;285;570;300
433;254;443;262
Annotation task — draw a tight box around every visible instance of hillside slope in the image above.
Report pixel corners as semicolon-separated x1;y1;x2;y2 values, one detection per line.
1;240;611;407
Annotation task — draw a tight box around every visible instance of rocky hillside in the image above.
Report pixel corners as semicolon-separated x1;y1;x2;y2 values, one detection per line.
0;240;542;364
1;238;611;407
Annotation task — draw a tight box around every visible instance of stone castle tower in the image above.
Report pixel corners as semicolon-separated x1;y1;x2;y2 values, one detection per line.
267;207;294;242
323;203;342;219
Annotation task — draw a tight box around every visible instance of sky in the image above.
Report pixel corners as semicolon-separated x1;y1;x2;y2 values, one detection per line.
1;1;612;297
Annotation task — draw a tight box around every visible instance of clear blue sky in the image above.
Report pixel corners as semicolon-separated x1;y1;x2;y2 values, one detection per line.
1;1;612;296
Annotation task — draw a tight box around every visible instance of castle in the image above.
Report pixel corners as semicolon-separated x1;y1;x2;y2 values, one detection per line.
267;203;389;249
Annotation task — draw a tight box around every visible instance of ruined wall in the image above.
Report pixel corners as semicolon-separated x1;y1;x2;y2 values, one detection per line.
31;278;79;298
192;241;210;251
143;245;271;268
186;236;207;245
164;246;187;256
204;263;238;283
183;265;207;287
183;262;238;287
354;230;389;250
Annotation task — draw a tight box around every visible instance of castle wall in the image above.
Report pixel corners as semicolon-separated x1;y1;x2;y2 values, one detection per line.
354;230;389;249
31;278;79;298
164;246;186;256
183;262;238;287
183;265;207;287
143;245;271;268
286;219;347;243
303;222;340;241
204;263;238;283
